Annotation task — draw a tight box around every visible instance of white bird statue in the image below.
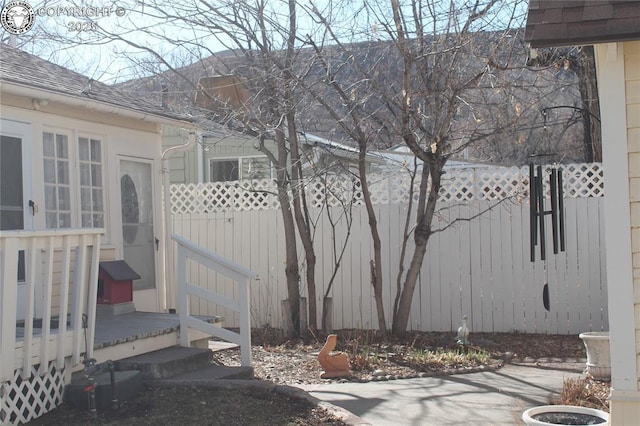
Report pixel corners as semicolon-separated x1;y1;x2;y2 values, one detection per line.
456;315;470;346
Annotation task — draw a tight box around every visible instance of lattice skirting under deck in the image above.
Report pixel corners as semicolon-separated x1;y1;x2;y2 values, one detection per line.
0;363;65;425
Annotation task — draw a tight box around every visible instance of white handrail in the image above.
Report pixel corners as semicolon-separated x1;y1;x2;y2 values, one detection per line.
0;229;102;381
172;234;256;366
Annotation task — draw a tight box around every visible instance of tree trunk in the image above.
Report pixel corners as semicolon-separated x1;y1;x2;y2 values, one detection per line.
322;297;333;332
288;120;317;333
392;161;442;335
359;143;387;333
282;0;316;334
273;128;300;338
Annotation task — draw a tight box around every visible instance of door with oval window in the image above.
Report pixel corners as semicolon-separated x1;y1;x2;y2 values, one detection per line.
119;158;158;311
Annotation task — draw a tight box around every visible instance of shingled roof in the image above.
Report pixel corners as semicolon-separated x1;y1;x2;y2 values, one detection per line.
0;45;191;124
525;1;640;48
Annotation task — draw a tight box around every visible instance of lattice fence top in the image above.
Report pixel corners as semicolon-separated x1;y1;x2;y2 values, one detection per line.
171;163;604;214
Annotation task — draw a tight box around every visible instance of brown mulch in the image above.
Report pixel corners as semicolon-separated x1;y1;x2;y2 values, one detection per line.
212;329;590;385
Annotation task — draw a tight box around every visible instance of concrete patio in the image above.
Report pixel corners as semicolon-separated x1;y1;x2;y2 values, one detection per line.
298;363;585;425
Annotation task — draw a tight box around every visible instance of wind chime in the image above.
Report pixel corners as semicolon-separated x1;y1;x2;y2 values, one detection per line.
529;164;566;311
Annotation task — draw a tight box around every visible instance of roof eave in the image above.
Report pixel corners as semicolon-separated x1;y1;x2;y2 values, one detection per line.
0;81;196;129
527;33;640;49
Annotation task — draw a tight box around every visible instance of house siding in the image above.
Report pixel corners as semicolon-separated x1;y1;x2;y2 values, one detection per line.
2;93;166;313
627;42;640;393
162;128;268;184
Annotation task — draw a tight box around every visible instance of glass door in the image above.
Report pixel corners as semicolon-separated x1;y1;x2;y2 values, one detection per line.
1;119;32;320
119;158;158;311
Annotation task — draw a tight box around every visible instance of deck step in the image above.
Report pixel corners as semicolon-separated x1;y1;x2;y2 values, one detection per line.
115;345;253;382
65;369;143;411
155;364;254;383
115;346;214;380
64;345;251;413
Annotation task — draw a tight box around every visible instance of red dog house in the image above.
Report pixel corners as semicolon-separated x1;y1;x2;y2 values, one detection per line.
97;260;140;305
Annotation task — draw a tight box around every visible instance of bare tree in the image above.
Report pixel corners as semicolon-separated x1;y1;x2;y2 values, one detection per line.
18;0;587;337
300;0;552;334
69;0;324;336
185;0;320;335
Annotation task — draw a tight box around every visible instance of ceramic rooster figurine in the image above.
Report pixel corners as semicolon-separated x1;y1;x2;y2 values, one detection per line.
318;334;351;378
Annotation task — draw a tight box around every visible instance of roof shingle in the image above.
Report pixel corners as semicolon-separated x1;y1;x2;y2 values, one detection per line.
525;1;640;48
0;45;190;123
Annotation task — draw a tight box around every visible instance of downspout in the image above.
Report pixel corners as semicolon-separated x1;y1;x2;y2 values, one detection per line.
161;130;197;312
197;136;205;183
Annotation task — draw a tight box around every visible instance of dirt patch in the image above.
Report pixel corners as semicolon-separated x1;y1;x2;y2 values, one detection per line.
29;384;347;425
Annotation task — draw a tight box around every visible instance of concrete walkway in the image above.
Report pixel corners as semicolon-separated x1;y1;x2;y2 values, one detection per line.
298;364;582;425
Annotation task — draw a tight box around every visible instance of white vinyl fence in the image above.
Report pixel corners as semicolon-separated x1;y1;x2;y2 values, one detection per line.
171;163;607;335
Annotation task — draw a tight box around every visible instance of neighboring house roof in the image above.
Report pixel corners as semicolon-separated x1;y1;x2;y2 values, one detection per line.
525;1;640;48
298;132;386;165
0;45;192;125
377;145;494;170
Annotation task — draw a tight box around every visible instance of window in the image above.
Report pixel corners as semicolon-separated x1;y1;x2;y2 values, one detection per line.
79;137;104;227
210;159;239;182
209;157;272;182
43;132;71;228
42;131;104;229
242;157;271;180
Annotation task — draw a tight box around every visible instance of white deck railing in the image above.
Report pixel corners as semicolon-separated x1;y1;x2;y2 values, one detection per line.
0;229;102;381
173;234;255;366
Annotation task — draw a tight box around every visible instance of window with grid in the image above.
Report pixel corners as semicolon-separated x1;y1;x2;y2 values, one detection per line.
42;132;104;229
43;132;71;228
79;137;104;227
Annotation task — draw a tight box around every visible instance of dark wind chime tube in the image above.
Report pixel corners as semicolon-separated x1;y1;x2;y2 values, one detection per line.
528;164;567;312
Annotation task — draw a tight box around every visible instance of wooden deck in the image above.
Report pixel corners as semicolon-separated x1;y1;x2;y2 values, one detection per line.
94;311;187;350
92;311;222;363
15;311;223;365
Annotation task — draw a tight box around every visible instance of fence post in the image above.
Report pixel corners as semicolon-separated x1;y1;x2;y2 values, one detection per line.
238;278;252;366
22;237;38;378
71;235;88;365
38;237;55;377
56;236;72;370
84;234;101;360
177;243;190;347
1;237;19;381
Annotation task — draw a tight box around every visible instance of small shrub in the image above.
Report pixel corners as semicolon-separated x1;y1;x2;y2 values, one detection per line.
556;377;610;412
406;348;491;371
